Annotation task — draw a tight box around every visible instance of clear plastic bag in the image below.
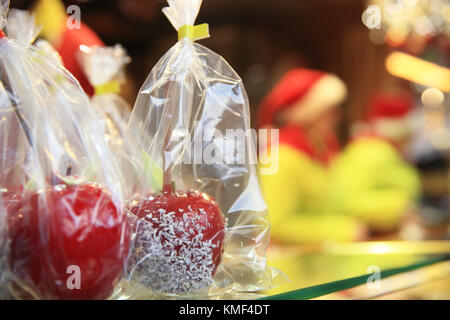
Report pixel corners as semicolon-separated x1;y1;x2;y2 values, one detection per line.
77;45;131;153
120;0;281;299
5;8;41;46
0;2;130;300
6;8;63;68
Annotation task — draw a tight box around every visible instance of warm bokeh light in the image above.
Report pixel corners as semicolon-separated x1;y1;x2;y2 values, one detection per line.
385;52;450;92
362;0;450;42
421;88;445;108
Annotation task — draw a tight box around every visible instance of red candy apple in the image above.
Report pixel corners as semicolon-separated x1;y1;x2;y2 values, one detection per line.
7;182;129;300
127;187;226;294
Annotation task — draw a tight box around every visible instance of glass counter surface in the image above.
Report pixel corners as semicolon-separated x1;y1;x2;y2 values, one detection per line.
264;241;450;299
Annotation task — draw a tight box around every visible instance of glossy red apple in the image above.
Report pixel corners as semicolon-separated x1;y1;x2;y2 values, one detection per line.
7;182;130;300
127;188;226;294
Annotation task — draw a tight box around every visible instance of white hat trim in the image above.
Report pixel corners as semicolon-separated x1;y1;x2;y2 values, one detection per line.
284;74;348;124
373;117;412;141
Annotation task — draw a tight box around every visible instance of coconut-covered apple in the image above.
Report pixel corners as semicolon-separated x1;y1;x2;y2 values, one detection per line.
127;187;226;294
7;181;130;300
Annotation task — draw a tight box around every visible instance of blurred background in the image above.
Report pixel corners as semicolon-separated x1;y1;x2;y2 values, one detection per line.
11;0;450;299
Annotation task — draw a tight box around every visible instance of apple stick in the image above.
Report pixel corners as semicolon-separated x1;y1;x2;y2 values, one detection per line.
161;80;178;193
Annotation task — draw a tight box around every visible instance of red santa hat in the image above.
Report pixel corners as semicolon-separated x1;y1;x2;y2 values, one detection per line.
56;23;105;96
366;93;415;141
258;68;348;128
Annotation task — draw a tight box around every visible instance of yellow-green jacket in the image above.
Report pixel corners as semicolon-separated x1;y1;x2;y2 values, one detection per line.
260;144;363;245
328;136;421;232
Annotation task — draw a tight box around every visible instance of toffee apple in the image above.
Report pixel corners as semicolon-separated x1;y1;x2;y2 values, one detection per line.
128;185;226;294
7;181;129;300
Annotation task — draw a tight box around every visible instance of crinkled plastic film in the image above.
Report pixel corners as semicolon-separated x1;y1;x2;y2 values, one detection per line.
0;3;129;300
5;9;40;45
6;9;63;69
78;44;131;153
120;0;281;299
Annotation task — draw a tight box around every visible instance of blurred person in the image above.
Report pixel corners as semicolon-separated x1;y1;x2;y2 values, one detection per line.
258;68;365;245
328;92;421;234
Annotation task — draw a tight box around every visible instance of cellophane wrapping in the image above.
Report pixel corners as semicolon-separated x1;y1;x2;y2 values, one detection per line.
78;45;131;152
0;2;129;300
6;8;63;65
120;0;281;299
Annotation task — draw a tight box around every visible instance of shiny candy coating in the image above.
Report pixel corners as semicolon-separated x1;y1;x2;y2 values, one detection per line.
7;182;130;300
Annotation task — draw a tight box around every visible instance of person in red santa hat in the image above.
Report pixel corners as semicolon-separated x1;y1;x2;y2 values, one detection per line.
259;68;365;244
259;69;345;165
328;92;422;234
